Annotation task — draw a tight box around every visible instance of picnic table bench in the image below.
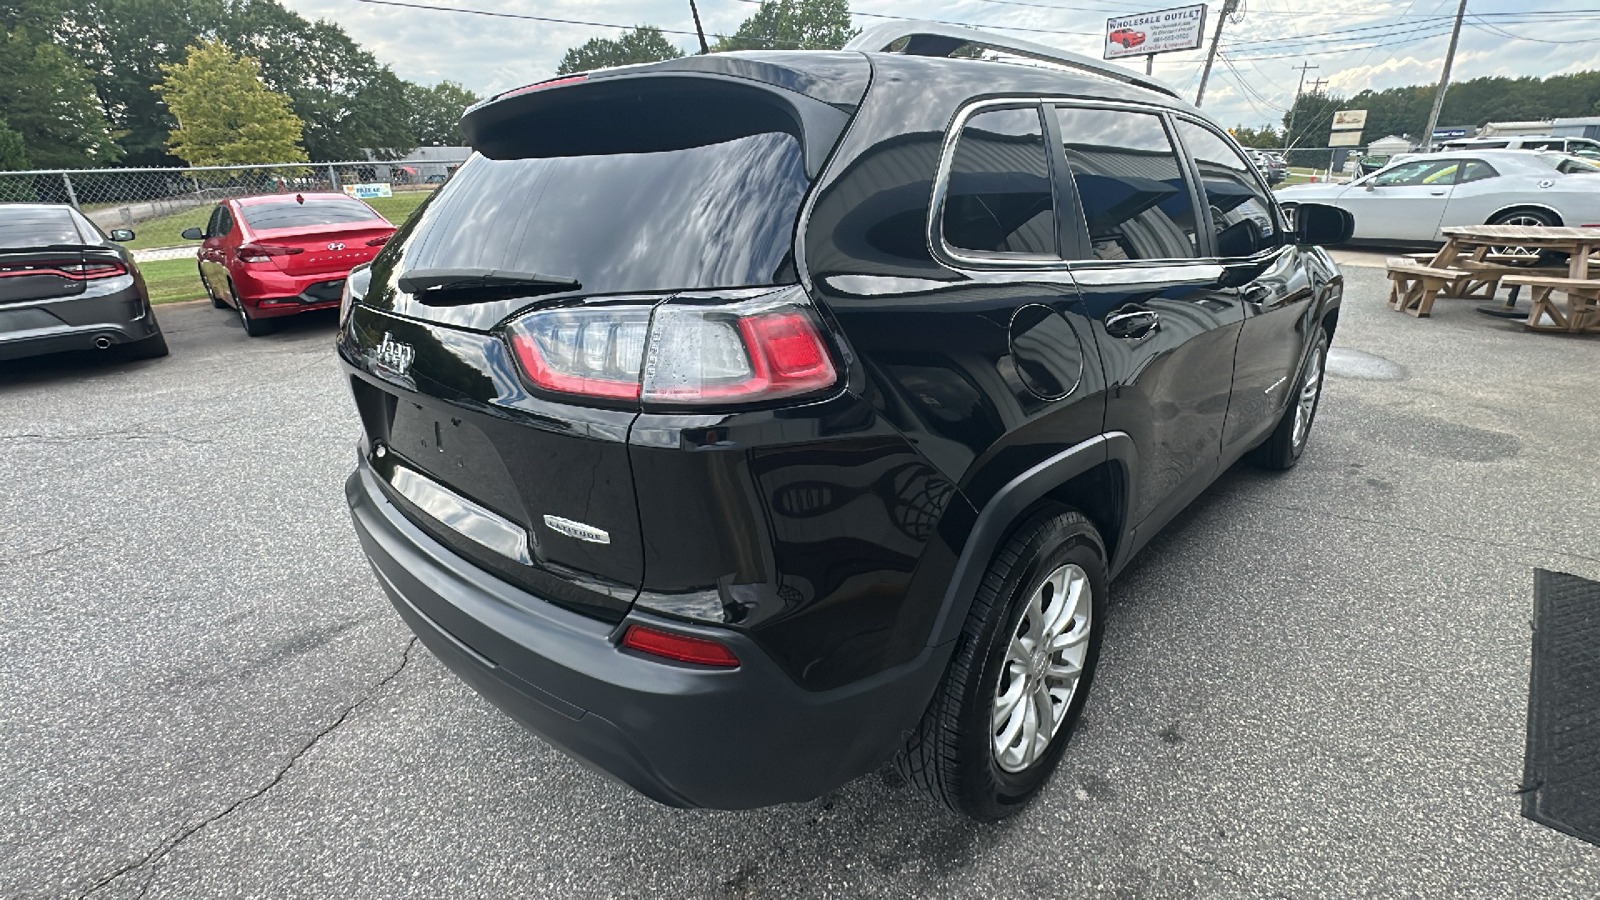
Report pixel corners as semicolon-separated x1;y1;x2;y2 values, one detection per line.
1383;225;1600;332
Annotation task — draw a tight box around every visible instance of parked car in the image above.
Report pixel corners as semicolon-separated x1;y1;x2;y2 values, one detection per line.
338;21;1351;821
1108;28;1146;48
0;203;167;362
1356;154;1390;177
1249;149;1288;185
181;193;395;336
1276;149;1600;251
1435;135;1600;160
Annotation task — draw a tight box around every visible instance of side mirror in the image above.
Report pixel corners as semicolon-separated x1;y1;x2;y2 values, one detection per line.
1364;183;1377;192
1292;203;1354;246
180;227;204;241
108;228;135;242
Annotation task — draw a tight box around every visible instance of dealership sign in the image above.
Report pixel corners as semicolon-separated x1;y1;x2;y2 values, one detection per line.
342;183;393;199
1103;5;1207;60
1329;109;1366;149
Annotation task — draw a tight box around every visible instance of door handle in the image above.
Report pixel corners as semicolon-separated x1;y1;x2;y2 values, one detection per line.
1105;306;1160;340
1429;190;1446;196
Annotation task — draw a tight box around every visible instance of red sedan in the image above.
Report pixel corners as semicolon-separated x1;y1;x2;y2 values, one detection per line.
1109;28;1146;48
183;193;395;336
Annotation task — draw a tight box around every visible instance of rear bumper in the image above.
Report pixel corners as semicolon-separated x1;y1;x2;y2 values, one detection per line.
346;457;946;809
234;267;349;316
0;279;159;361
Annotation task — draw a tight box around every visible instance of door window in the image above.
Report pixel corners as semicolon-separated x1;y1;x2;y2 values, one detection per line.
941;106;1057;257
1174;120;1282;258
1372;159;1463;187
1053;106;1199;261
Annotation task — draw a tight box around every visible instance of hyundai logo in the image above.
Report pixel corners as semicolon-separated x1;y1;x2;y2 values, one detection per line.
327;242;346;251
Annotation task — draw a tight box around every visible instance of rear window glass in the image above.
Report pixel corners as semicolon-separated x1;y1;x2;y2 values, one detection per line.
239;197;380;230
0;206;83;249
401;132;806;296
941;106;1056;257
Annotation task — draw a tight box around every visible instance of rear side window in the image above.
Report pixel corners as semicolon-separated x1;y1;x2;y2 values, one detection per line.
1458;159;1498;183
941;106;1056;257
0;206;83;249
402;132;806;295
1054;107;1199;261
1174;120;1281;258
239;197;379;230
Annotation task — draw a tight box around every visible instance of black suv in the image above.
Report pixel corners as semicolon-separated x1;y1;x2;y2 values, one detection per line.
340;22;1350;821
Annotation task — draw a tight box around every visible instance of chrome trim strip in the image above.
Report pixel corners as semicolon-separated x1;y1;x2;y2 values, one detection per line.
387;463;533;565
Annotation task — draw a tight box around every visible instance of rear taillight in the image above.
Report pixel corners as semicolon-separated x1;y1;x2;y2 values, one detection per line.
366;235;391;247
620;624;739;668
236;243;304;263
504;289;838;407
340;264;371;331
0;260;126;280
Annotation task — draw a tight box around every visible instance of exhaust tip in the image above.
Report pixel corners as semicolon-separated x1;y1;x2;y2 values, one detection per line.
94;336;113;350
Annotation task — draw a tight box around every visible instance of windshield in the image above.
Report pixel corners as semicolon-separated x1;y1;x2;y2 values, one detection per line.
240;197;383;230
398;132;807;296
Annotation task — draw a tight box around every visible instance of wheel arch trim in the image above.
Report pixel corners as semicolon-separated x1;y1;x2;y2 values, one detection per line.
1486;203;1563;226
928;432;1135;647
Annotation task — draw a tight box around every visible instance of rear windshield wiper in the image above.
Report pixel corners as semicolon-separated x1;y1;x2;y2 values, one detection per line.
397;267;580;296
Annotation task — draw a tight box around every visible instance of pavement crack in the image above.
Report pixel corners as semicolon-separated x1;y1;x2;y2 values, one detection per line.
76;637;419;899
0;427;212;447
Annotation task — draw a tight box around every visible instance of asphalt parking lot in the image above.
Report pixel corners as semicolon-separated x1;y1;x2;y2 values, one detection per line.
4;266;1599;898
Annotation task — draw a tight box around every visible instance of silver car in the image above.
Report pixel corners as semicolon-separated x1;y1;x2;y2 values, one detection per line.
1275;150;1600;244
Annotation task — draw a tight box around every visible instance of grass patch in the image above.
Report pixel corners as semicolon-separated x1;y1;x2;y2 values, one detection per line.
116;187;434;251
138;257;208;305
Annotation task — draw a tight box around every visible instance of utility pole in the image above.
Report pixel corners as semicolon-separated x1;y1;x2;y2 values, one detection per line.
1194;0;1240;108
689;0;709;54
1423;0;1468;150
1284;61;1318;146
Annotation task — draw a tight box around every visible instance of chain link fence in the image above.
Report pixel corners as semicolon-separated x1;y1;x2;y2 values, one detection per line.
0;159;469;236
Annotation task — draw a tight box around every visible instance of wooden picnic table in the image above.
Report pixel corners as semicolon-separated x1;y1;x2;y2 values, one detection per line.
1396;224;1600;333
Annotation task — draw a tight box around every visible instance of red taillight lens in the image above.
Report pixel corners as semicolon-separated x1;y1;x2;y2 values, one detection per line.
620;624;739;668
500;75;587;99
236;243;304;263
0;260;127;280
507;306;651;400
366;234;391;247
504;289;839;407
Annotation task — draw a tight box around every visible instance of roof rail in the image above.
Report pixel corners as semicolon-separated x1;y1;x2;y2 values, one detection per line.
843;20;1180;100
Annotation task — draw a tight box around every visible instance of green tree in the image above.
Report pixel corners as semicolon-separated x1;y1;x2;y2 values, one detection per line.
0;117;30;171
556;26;684;76
154;39;307;167
0;27;121;168
1229;124;1281;149
405;80;480;147
714;0;856;51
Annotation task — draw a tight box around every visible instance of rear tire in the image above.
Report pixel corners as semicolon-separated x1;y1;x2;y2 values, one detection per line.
1488;209;1560;266
898;509;1107;821
1247;328;1328;470
230;282;274;337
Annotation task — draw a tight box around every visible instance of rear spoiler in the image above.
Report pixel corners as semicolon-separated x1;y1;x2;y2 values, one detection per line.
462;54;872;179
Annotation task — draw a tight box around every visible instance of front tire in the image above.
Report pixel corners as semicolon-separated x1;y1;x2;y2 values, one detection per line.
1247;327;1328;470
898;509;1107;821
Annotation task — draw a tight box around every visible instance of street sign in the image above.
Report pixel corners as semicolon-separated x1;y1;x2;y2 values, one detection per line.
1103;4;1208;61
1328;130;1363;147
1332;109;1368;130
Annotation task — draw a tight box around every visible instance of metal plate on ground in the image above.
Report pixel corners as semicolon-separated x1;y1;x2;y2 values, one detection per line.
1522;568;1600;847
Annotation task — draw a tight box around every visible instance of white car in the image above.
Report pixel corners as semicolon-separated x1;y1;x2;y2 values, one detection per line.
1276;150;1600;244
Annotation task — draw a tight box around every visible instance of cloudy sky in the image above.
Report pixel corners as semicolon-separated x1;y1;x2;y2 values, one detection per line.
277;0;1600;130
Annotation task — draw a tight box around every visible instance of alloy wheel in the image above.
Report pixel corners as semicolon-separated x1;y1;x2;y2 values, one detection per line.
992;563;1092;773
1293;343;1325;450
1491;213;1551;263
